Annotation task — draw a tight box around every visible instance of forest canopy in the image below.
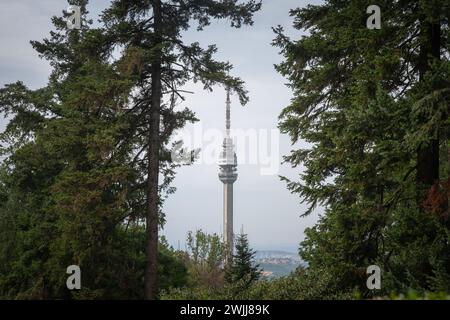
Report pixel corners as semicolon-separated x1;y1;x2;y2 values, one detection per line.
1;0;450;300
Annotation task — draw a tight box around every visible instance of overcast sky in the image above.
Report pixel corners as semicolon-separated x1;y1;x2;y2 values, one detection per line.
0;0;323;253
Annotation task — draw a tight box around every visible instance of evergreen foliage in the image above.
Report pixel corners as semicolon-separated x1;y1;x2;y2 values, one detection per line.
274;0;450;298
225;233;260;290
2;0;450;301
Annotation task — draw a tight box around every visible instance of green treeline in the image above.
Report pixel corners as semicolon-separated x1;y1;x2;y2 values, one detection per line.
1;0;450;300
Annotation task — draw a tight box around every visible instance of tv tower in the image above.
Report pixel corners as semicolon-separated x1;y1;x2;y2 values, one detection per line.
218;87;238;262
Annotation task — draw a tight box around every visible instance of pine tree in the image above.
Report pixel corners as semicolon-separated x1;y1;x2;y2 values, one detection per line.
101;0;262;299
0;1;142;299
225;233;260;289
0;0;262;299
274;0;450;296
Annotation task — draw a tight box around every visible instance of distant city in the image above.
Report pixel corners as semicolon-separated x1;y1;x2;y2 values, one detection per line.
255;251;303;278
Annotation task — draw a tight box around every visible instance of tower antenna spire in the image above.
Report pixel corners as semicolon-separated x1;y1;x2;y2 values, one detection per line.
225;86;231;137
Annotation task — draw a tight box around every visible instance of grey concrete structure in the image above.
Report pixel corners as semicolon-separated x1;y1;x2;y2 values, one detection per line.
218;88;238;262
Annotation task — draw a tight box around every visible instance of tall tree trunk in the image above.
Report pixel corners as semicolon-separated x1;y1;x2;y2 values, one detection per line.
447;140;450;210
416;14;440;207
145;0;162;300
